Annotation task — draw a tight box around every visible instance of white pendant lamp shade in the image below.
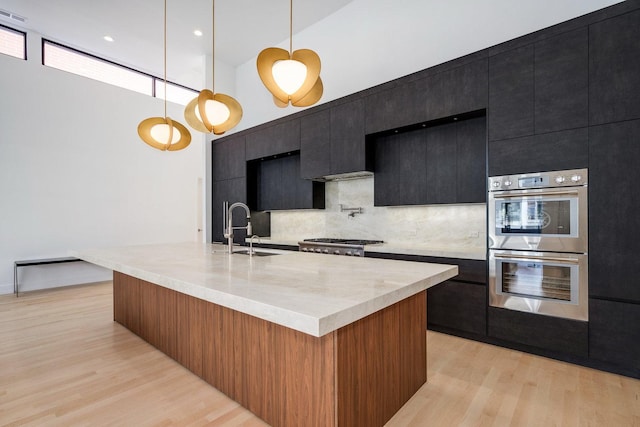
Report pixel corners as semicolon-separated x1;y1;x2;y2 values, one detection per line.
272;59;308;95
138;116;191;151
197;98;231;126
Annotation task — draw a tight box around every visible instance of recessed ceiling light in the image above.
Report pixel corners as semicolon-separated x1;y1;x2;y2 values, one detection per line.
193;29;203;37
103;35;114;42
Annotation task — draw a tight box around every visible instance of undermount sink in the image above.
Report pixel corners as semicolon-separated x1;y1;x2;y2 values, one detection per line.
233;249;280;257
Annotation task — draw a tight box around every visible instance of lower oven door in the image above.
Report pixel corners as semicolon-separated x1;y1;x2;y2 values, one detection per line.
489;250;588;321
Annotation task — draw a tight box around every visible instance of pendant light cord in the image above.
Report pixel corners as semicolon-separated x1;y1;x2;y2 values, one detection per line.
163;0;167;118
212;0;215;93
289;0;293;54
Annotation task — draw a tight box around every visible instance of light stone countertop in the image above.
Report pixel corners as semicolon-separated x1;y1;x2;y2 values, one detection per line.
250;238;487;261
73;242;457;337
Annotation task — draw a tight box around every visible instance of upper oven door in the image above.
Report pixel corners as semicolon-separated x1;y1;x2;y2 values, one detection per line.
488;185;587;253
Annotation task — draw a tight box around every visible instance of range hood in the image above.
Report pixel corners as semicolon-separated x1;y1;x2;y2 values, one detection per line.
321;171;374;181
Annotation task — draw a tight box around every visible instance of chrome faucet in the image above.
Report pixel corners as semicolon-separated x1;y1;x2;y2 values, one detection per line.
223;201;252;254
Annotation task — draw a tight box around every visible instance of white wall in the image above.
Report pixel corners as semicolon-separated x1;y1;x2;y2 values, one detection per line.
232;0;622;131
0;33;207;294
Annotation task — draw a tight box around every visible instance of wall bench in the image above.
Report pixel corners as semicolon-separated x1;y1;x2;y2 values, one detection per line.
14;257;84;297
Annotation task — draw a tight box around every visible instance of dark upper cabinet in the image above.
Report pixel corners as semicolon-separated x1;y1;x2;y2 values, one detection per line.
588;119;640;303
535;28;588;133
300;99;368;179
249;154;324;211
213;135;246;181
212;177;247;244
589;299;640;377
589;9;640;125
489;28;588;141
488;127;588;176
457;117;487;203
300;109;331;179
425;123;457;204
373;116;486;206
488;44;534;141
365;59;488;135
331;98;367;175
245;119;300;161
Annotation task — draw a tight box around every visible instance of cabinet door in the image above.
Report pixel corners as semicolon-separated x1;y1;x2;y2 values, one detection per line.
365;79;427;135
488;307;588;357
425;122;457;204
589;298;640;376
456;116;486;203
589;9;640;125
427;280;487;336
212;177;247;244
488;127;588;176
589;119;640;303
373;130;428;206
535;28;588;133
330;98;367;175
300;109;331;179
245;119;300;160
213;135;246;181
488;45;534;141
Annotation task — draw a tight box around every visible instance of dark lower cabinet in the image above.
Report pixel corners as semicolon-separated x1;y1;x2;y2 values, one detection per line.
248;153;324;211
488;307;588;358
212;177;247;244
589;298;640;377
589;9;640;125
427;281;486;337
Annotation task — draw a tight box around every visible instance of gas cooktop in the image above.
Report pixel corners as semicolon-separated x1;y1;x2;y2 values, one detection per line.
299;238;384;256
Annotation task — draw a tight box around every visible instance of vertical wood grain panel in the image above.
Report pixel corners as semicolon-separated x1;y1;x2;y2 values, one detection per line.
113;271;140;335
157;286;176;359
175;292;190;367
203;302;235;398
187;296;204;378
139;280;159;348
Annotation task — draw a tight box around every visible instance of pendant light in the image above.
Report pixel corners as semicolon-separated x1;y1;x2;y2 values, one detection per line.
184;0;242;135
257;0;323;108
138;0;191;151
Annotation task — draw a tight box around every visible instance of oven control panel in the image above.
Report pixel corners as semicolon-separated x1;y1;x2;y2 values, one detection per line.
489;168;587;191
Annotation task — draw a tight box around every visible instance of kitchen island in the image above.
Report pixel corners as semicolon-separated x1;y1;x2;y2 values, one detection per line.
75;242;457;427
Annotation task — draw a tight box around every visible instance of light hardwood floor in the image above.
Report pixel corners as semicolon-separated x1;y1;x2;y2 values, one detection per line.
1;282;638;426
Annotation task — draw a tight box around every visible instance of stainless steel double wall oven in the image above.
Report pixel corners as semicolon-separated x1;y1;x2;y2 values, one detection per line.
488;169;588;321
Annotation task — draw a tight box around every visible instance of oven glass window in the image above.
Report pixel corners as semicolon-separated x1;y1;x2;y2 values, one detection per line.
496;199;571;235
501;261;571;301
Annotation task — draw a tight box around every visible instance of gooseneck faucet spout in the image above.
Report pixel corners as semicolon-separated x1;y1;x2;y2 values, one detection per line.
223;201;252;254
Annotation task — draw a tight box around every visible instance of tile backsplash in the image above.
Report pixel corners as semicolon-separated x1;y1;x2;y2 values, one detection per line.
270;177;486;251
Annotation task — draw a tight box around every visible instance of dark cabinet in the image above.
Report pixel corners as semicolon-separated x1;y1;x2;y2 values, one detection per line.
488;127;588;176
213;135;245;181
212;177;247;244
489;28;588;142
300;99;368;179
300;109;331;179
589;298;640;376
428;281;486;337
589;9;640;125
488;307;588;358
488;44;534;141
245;119;300;161
365;59;488;135
373;116;486;206
248;154;324;211
588;119;640;303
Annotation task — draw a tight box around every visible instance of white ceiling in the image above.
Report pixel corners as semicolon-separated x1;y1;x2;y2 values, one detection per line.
0;0;353;83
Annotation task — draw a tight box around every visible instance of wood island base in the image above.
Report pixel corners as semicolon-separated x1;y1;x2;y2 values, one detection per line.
113;271;427;427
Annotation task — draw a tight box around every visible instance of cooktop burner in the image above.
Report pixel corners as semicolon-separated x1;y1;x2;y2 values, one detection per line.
303;238;384;245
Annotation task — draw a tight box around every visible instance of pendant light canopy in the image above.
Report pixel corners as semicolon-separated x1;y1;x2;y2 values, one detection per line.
138;0;191;151
184;0;242;135
257;0;323;108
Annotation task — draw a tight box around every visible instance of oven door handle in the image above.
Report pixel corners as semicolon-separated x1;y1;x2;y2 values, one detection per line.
492;190;579;198
493;253;581;264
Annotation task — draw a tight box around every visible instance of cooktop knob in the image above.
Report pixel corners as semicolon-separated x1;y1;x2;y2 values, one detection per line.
315;248;323;253
571;174;582;183
323;249;329;254
555;176;566;184
334;250;341;255
345;251;353;256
